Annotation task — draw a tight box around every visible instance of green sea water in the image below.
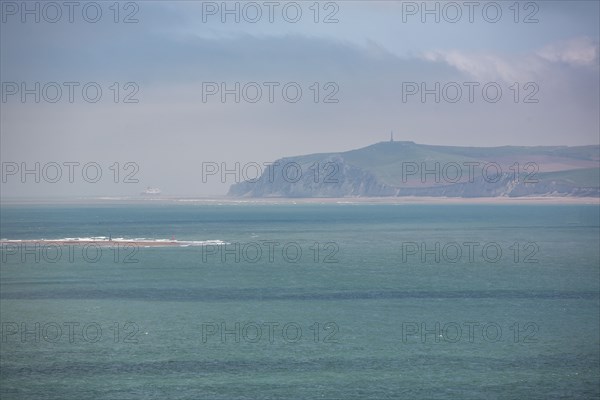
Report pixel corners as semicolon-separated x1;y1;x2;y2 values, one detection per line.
1;203;599;399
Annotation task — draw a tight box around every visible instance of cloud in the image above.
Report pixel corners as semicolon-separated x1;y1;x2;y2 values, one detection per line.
421;37;599;83
421;50;537;82
537;37;599;66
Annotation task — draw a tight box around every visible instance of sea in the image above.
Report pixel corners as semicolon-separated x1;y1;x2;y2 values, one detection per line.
1;202;599;399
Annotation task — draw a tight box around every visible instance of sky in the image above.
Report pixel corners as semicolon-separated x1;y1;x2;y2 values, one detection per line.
1;0;599;197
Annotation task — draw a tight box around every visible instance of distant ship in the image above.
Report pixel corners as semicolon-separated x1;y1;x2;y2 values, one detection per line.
141;187;161;195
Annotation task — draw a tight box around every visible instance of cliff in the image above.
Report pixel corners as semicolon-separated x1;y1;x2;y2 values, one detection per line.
228;141;600;198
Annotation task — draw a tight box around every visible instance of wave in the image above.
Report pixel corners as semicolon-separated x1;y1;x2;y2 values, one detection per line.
0;237;228;247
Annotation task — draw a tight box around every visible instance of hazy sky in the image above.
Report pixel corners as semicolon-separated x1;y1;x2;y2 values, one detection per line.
1;0;599;197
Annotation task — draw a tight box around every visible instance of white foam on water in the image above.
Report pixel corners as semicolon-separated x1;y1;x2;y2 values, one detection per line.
1;237;229;247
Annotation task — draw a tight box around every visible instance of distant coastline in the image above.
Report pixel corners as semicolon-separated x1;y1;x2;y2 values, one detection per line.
1;196;598;206
228;141;600;198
